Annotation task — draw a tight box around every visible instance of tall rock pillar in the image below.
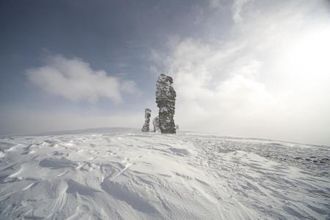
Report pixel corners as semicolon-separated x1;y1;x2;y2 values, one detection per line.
156;74;176;134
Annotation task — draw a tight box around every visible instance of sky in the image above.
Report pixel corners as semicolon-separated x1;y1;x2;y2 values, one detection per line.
0;0;330;145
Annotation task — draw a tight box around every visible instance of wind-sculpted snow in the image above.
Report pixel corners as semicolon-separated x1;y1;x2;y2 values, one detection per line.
0;130;329;219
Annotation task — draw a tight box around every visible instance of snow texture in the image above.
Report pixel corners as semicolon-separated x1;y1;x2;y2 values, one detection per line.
0;128;329;219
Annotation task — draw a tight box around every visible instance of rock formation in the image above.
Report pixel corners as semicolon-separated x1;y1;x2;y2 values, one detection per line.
156;74;176;134
141;108;151;132
153;116;160;132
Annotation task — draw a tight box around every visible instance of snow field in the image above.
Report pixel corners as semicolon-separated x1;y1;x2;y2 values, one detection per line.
0;130;329;219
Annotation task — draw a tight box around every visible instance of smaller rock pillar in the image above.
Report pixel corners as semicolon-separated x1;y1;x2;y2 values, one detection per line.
153;116;160;132
141;108;151;132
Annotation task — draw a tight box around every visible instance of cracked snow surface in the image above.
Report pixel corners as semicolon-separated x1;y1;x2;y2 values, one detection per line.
0;129;329;219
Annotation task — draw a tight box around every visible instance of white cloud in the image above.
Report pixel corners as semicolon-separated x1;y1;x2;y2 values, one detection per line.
27;55;139;103
208;0;253;23
232;0;253;23
159;0;330;145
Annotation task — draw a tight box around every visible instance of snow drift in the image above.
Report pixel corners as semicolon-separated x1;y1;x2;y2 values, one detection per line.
0;129;329;219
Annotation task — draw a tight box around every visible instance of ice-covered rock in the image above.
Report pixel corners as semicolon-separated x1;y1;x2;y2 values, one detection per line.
156;74;176;134
141;108;151;132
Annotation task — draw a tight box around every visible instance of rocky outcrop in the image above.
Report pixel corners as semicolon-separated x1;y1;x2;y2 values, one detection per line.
156;74;176;134
153;116;160;132
141;108;151;132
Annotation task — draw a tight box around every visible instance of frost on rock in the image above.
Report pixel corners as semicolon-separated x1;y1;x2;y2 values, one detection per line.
153;116;160;132
141;108;151;132
156;74;176;134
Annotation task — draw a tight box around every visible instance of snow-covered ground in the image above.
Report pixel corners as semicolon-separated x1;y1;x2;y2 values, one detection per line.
0;128;329;219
